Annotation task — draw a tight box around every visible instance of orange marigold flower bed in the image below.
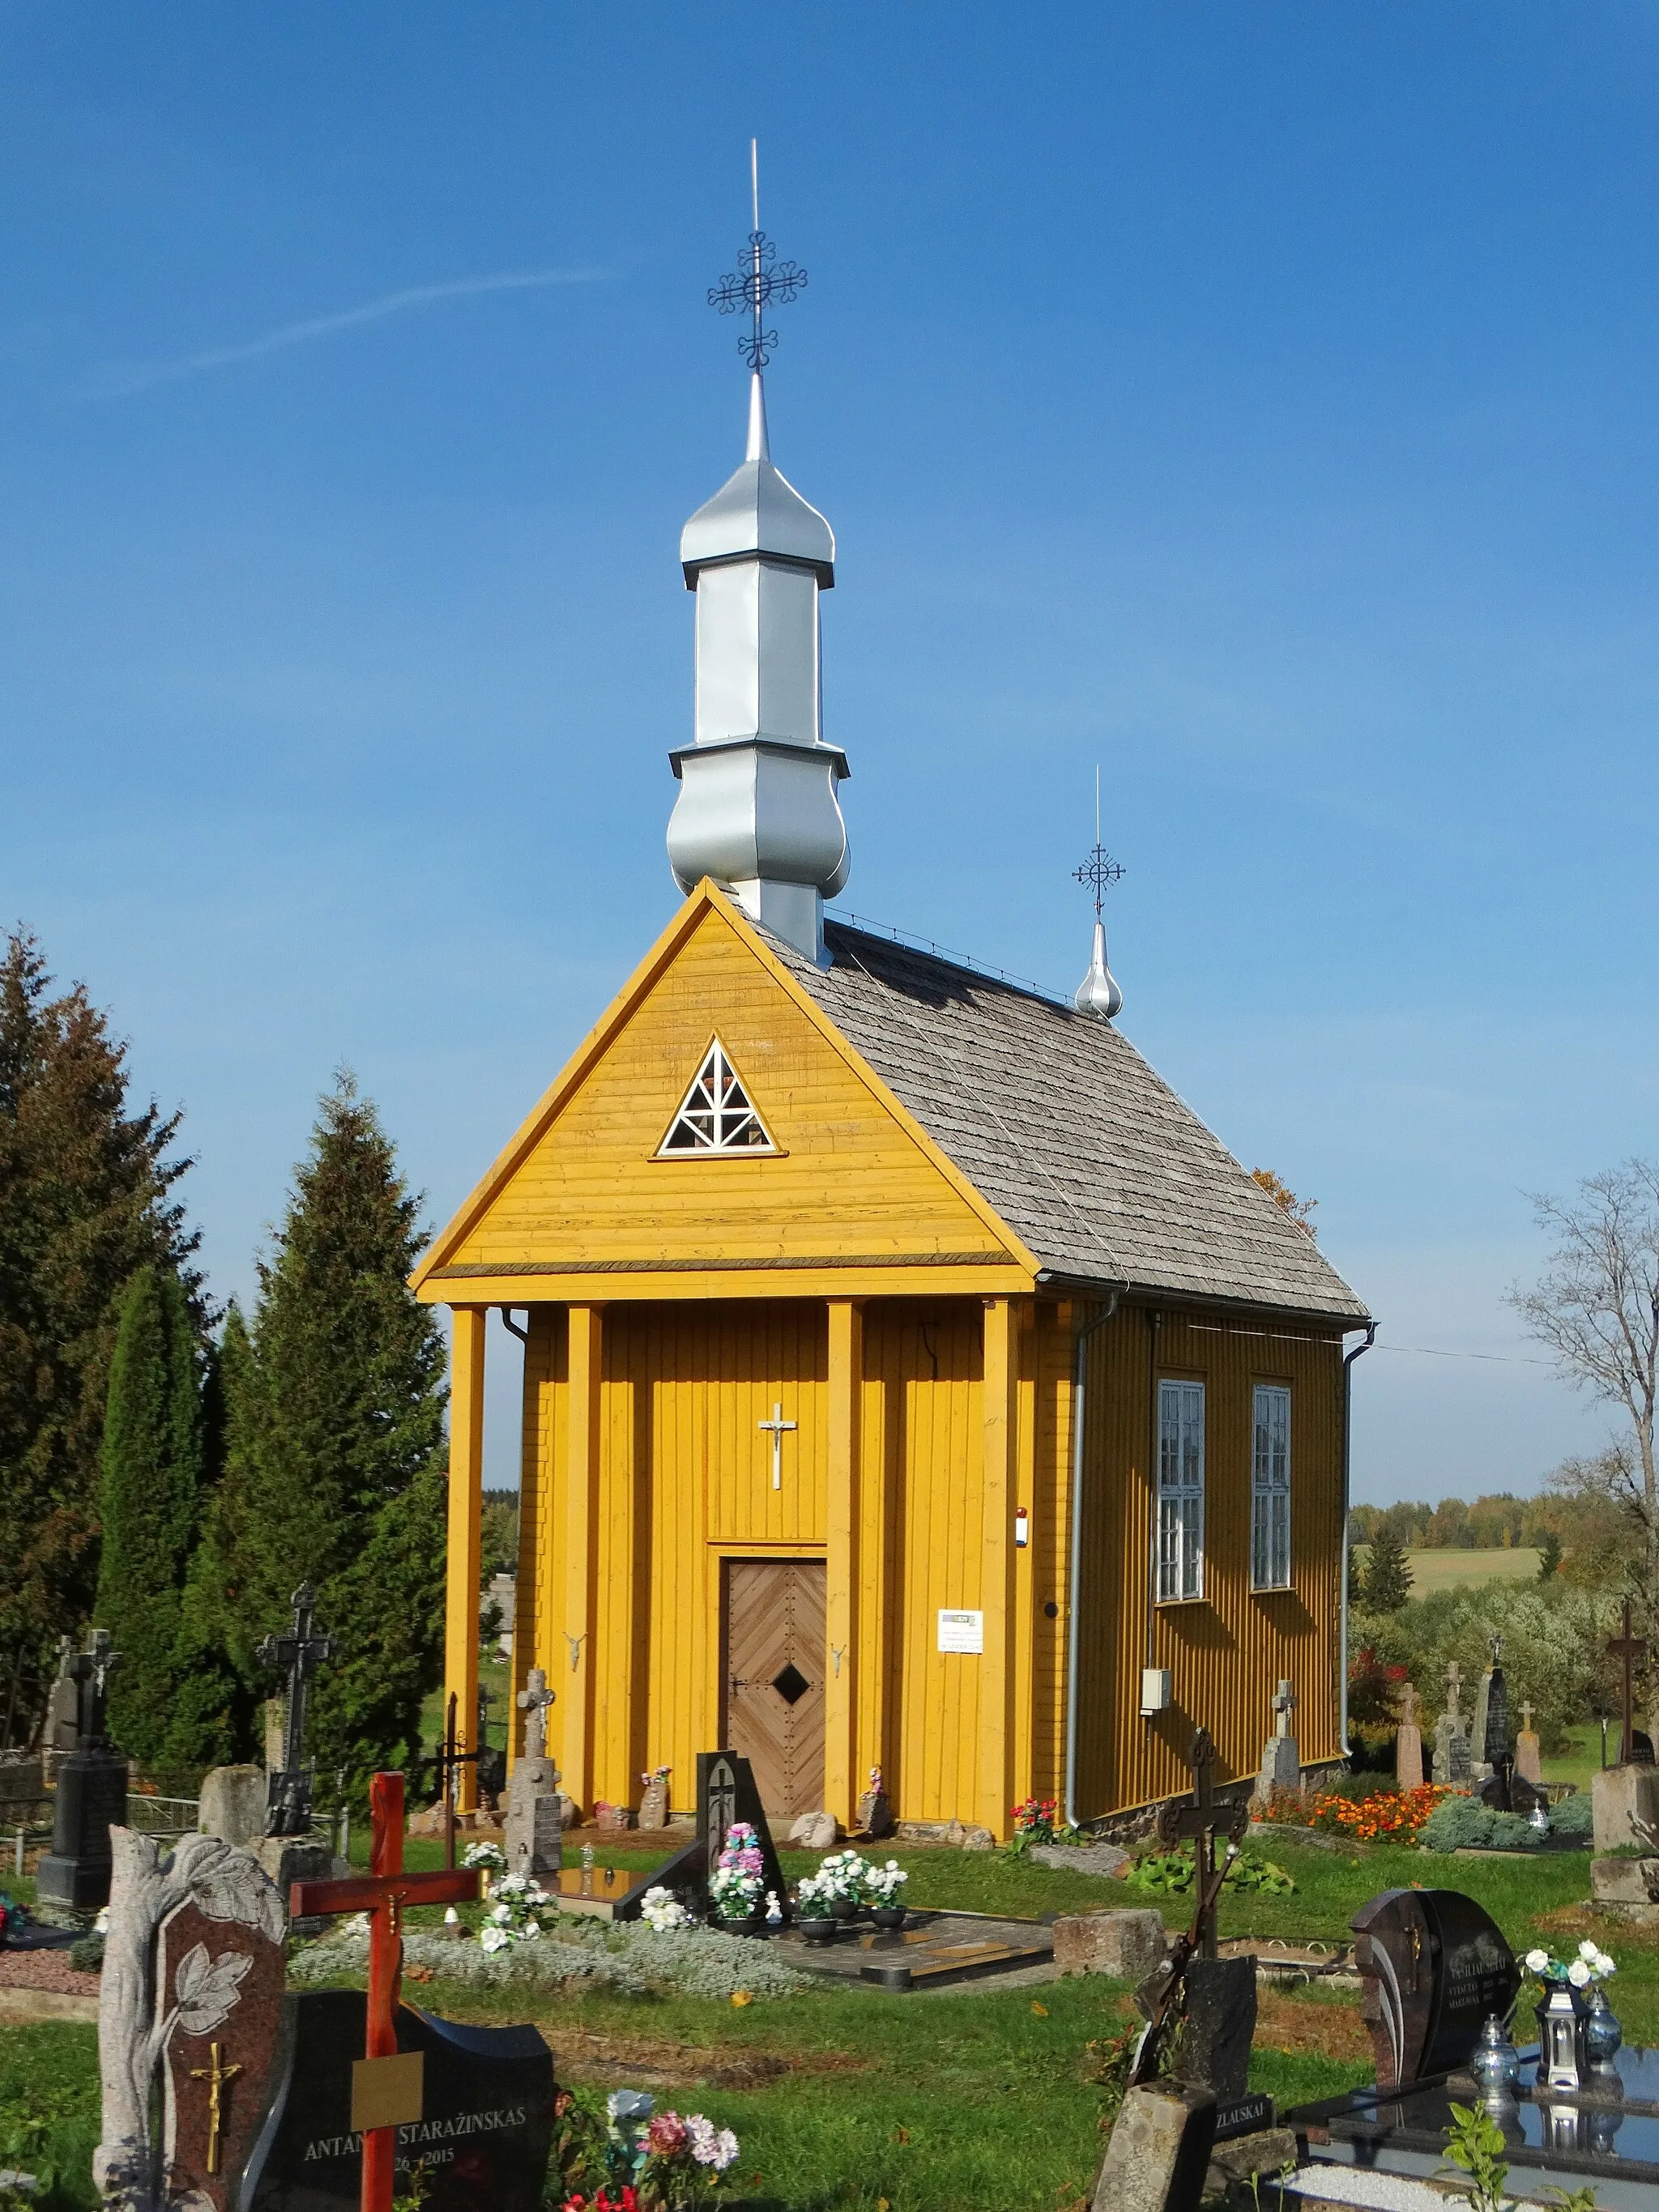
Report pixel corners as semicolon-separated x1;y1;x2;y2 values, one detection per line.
1309;1784;1448;1845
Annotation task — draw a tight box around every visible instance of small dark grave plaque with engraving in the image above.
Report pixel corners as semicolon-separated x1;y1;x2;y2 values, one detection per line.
245;1989;554;2212
1351;1887;1520;2091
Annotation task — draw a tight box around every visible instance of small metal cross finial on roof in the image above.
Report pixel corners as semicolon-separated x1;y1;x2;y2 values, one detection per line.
1072;765;1125;920
708;139;807;374
758;1401;798;1491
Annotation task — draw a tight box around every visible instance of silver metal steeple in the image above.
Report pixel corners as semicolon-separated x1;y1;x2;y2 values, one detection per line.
666;148;849;965
1072;772;1124;1020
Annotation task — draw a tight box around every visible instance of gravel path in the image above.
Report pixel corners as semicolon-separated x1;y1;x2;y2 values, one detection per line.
0;1947;100;1995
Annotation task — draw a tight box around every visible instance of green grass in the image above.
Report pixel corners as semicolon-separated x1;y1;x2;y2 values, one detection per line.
0;2022;100;2212
10;1835;1647;2211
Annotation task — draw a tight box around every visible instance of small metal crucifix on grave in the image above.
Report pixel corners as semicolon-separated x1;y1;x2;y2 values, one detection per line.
1154;1727;1250;1959
67;1628;122;1748
518;1669;556;1760
1609;1600;1648;1766
292;1771;479;2212
1272;1679;1297;1737
188;2041;242;2176
758;1402;797;1491
256;1582;334;1838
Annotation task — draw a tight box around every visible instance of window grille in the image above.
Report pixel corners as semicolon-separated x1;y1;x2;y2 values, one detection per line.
1252;1384;1291;1590
1157;1379;1205;1602
655;1038;777;1156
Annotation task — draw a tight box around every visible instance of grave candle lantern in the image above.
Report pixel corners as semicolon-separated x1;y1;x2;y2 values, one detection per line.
1537;1982;1589;2095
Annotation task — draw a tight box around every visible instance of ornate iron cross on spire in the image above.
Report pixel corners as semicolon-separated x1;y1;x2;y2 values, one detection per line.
1073;765;1125;922
707;139;808;373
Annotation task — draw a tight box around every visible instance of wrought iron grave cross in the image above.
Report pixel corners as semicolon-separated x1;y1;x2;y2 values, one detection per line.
758;1403;797;1492
1609;1600;1648;1765
1154;1727;1249;1958
256;1582;334;1837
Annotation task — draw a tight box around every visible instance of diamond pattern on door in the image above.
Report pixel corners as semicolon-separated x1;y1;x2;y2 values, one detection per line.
720;1560;826;1823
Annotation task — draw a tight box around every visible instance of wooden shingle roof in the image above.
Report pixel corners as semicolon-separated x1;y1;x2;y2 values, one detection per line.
765;918;1370;1324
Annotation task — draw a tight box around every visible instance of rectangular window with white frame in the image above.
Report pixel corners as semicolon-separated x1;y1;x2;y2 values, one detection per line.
1157;1379;1205;1602
1252;1383;1292;1590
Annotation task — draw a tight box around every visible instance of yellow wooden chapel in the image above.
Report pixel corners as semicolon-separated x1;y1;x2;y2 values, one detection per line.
416;364;1371;1842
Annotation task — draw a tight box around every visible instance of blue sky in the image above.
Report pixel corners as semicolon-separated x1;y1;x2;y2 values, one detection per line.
2;3;1653;1500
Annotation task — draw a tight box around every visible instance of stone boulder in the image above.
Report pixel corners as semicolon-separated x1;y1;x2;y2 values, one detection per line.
787;1810;838;1849
1030;1841;1130;1877
1053;1908;1166;1982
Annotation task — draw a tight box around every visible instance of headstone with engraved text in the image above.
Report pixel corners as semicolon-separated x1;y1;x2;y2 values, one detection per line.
696;1750;791;1919
36;1629;127;1911
1351;1886;1520;2092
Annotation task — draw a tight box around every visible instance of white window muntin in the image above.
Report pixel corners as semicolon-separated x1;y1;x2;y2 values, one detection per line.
1157;1379;1205;1603
1252;1383;1291;1590
655;1038;777;1157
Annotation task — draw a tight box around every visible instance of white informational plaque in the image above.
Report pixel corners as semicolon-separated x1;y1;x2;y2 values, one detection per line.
936;1609;984;1654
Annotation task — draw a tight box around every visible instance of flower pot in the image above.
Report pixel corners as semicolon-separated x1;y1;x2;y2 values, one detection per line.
872;1905;907;1931
715;1913;766;1938
800;1916;837;1943
830;1896;859;1922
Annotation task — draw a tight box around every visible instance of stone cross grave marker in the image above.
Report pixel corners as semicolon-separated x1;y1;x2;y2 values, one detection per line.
504;1669;562;1879
1433;1661;1471;1786
46;1634;80;1754
1252;1682;1299;1806
1609;1600;1650;1766
290;1771;479;2212
256;1583;334;1838
517;1669;554;1762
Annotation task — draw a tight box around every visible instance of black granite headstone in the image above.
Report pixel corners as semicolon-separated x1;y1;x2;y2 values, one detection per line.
34;1748;129;1911
1351;1888;1520;2091
245;1989;555;2212
1179;1955;1256;2099
695;1750;791;1920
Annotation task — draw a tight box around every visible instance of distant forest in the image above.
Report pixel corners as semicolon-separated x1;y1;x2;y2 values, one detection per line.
1349;1494;1563;1550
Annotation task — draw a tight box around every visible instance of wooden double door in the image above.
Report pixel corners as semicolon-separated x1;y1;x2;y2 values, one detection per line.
719;1558;826;1822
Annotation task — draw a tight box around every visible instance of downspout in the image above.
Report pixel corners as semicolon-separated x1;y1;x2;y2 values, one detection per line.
1340;1321;1377;1760
1064;1286;1124;1831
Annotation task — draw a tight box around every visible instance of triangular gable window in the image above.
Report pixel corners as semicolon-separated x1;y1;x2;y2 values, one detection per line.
655;1038;778;1157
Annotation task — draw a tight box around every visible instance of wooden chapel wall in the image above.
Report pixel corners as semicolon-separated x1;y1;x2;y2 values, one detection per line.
1068;1303;1346;1818
513;1294;1081;1832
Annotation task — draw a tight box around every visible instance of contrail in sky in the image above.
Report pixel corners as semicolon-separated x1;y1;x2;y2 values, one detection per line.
83;266;608;398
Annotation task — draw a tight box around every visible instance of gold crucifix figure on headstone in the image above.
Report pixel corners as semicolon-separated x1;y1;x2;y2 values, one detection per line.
757;1402;797;1491
189;2040;242;2175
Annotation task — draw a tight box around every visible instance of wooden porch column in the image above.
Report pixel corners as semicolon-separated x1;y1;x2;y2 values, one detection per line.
444;1306;487;1814
561;1302;604;1817
825;1298;864;1828
979;1295;1017;1839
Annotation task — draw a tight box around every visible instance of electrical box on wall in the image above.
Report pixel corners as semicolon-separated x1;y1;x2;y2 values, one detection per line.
1140;1667;1171;1715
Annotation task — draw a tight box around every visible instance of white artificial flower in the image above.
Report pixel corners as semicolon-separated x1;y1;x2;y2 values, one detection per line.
1580;1941;1601;1960
479;1924;513;1956
1567;1958;1592;1988
93;1907;110;1934
1597;1952;1618;1978
519;1918;541;1939
1525;1949;1550;1974
492;1902;513;1924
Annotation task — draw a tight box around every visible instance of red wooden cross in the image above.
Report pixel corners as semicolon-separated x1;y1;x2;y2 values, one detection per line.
291;1771;478;2212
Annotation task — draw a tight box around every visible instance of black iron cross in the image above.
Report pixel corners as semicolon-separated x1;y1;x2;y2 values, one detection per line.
69;1629;122;1748
1155;1727;1250;1959
1073;770;1125;919
1609;1600;1648;1766
412;1690;480;1871
707;140;807;373
256;1582;335;1837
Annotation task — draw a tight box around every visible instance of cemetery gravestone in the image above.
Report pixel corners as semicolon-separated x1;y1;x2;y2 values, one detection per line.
36;1629;127;1912
1350;1886;1520;2091
855;1765;893;1839
257;1584;334;1840
1252;1681;1300;1807
505;1670;561;1879
159;1893;288;2207
1092;2082;1217;2212
199;1767;268;1852
246;1989;556;2212
1395;1682;1424;1792
637;1767;671;1831
697;1750;790;1916
1471;1639;1504;1783
45;1635;80;1759
1432;1664;1472;1788
1179;1956;1256;2099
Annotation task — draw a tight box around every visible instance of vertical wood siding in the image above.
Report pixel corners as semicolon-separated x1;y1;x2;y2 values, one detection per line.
1071;1303;1346;1813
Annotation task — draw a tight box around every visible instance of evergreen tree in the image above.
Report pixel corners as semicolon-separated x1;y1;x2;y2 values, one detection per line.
163;1319;257;1770
92;1268;206;1764
1363;1521;1414;1613
1537;1531;1565;1582
0;930;199;1733
207;1076;446;1790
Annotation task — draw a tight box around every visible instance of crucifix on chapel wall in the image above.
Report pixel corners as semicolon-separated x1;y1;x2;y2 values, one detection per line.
758;1402;797;1491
